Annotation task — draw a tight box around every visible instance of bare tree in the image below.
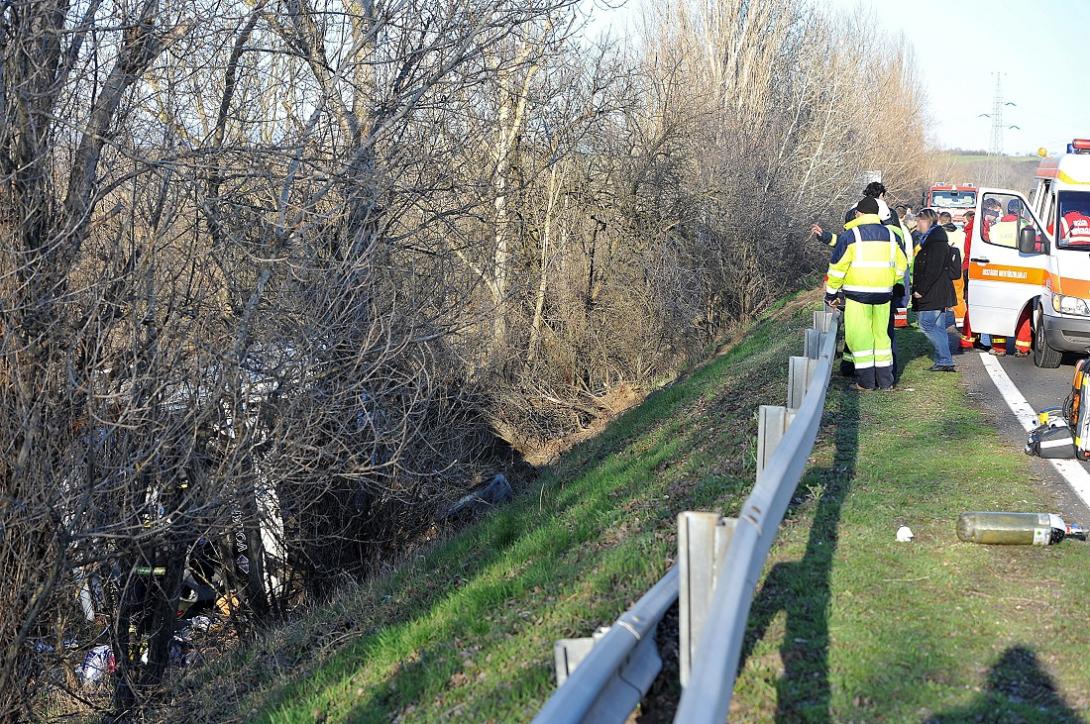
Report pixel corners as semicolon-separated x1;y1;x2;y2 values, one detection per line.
0;0;931;718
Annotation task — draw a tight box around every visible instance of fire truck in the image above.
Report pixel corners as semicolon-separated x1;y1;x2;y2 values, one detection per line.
925;182;977;224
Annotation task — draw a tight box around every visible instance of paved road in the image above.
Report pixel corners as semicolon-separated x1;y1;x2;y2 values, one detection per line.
952;337;1090;521
992;350;1080;417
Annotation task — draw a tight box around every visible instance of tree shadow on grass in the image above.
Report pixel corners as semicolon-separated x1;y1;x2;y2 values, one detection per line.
926;646;1082;723
737;380;859;722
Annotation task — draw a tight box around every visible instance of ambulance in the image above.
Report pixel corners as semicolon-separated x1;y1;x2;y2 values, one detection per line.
966;139;1090;367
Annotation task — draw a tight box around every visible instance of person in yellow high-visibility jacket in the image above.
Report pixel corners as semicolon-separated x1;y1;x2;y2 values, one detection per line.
819;196;908;390
814;200;909;376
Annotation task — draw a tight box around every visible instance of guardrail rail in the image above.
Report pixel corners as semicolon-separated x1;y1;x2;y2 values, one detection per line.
534;308;839;723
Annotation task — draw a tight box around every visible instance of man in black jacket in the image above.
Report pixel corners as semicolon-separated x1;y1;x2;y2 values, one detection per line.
912;209;957;371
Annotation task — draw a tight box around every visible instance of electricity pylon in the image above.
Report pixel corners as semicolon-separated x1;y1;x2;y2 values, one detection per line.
978;72;1019;185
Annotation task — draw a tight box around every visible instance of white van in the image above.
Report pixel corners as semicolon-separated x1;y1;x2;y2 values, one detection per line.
967;139;1090;367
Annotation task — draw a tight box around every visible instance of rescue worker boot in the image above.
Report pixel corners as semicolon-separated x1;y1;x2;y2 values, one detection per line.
1014;321;1032;358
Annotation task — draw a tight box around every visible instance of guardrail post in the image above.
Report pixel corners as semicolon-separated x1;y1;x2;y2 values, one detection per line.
803;328;824;359
673;311;839;723
756;405;794;477
536;310;841;724
787;356;816;410
536;568;679;724
551;628;662;722
678;512;736;687
555;627;609;686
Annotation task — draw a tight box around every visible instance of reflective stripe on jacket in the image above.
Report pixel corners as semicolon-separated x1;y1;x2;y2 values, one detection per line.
822;214;908;252
825;214;909;304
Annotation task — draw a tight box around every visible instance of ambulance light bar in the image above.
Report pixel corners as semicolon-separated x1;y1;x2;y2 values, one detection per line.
1068;138;1090;153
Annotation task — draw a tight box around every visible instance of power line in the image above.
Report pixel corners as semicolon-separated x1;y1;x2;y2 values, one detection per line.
978;72;1018;185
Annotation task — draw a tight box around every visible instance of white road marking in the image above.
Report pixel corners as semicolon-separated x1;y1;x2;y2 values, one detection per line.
978;352;1090;509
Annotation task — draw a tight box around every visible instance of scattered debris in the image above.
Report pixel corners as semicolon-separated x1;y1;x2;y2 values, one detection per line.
216;593;240;617
77;645;116;687
1025;407;1074;458
170;637;201;668
188;615;213;634
445;474;513;519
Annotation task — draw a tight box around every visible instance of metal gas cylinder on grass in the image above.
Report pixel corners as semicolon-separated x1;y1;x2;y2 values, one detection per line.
957;512;1086;546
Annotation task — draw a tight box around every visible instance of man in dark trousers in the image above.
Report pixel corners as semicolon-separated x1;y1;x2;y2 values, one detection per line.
912;208;958;372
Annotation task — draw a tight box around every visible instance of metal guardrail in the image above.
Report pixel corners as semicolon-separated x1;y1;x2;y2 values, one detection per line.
533;567;678;723
534;309;839;723
675;308;838;722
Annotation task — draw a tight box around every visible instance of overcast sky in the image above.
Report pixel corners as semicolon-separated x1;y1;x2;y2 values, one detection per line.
583;0;1090;155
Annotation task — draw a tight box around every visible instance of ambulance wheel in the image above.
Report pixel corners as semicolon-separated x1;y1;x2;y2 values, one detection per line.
1033;305;1062;368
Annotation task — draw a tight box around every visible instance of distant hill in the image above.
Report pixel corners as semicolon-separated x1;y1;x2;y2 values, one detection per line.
931;152;1040;195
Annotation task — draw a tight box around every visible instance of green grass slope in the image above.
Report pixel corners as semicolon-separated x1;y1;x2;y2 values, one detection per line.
176;298;1090;722
175;292;819;723
732;328;1090;721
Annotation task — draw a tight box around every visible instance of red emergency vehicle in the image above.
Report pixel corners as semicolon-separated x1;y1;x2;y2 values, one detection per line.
925;183;977;224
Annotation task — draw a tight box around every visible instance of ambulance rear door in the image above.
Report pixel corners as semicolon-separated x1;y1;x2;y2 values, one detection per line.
966;188;1050;336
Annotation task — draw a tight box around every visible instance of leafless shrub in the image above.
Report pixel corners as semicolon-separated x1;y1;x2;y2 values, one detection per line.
0;0;929;717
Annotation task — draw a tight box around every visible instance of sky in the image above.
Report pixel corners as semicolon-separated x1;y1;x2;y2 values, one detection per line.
583;0;1090;155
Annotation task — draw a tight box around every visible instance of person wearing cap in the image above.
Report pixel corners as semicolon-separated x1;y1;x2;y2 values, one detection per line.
865;182;913;336
863;181;911;237
811;205;863;376
812;193;908;374
875;190;913;365
816;196;908;390
1000;198;1024;223
978;197;1002;243
820;183;910;251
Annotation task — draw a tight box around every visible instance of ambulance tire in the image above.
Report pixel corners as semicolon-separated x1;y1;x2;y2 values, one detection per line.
1033;303;1062;369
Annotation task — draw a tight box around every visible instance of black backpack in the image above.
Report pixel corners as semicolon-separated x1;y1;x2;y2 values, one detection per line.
945;246;963;281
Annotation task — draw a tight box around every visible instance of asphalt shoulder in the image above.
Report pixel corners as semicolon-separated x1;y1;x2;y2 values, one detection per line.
955;347;1090;522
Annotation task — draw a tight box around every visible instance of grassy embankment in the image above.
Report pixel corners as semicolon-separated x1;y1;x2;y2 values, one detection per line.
176;292;1090;722
731;324;1090;721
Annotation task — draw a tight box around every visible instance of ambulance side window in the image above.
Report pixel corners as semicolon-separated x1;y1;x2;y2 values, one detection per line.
980;192;1044;249
1056;191;1090;248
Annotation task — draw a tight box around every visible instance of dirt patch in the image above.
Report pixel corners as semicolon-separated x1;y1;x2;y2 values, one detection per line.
523;382;645;466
